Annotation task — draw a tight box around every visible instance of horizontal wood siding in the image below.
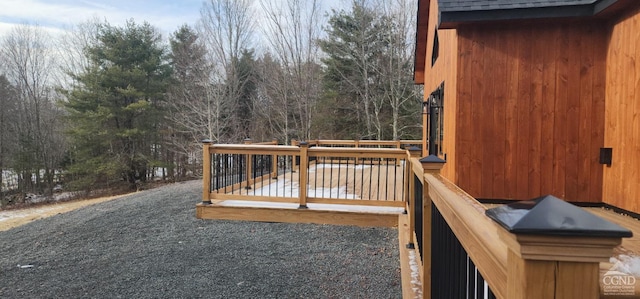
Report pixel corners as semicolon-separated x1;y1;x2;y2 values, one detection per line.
603;8;640;212
422;0;458;181
455;23;607;202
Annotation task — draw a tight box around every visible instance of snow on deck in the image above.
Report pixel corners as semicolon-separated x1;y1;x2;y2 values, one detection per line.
610;254;640;277
244;178;361;199
408;249;423;298
217;200;405;214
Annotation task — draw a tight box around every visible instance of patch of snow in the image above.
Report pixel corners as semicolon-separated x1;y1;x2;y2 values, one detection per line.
1;169;64;192
308;163;375;174
311;163;372;171
610;254;640;277
0;205;62;223
306;203;403;214
21;191;76;205
219;200;298;209
353;164;373;170
408;250;423;298
244;179;299;197
308;186;360;199
242;178;361;200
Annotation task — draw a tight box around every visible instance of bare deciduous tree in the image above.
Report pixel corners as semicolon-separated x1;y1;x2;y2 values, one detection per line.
165;25;212;178
0;75;19;203
1;24;66;196
376;0;421;139
197;0;255;142
55;17;102;88
258;0;323;142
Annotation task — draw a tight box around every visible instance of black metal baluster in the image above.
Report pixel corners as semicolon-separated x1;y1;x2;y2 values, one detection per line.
414;174;423;260
384;158;389;201
321;156;326;197
337;157;341;199
345;157;349;199
476;271;485;299
314;155;318;197
377;158;382;200
401;160;406;202
360;158;365;199
353;157;357;198
368;158;373;200
393;158;398;201
224;154;229;194
260;155;264;196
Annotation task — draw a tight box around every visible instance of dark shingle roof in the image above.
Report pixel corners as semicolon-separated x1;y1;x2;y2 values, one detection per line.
437;0;620;26
439;0;598;12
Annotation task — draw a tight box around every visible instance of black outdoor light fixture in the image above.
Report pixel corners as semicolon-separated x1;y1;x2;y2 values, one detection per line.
426;84;444;156
600;147;613;166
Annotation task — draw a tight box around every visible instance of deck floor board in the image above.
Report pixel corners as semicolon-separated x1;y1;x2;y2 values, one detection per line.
221;163;407;203
584;208;640;295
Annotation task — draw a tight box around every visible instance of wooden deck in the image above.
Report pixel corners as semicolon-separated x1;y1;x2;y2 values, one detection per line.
225;162;407;203
587;207;640;257
197;163;407;227
587;207;640;296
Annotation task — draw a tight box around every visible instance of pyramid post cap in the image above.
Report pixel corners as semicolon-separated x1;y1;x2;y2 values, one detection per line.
419;154;445;163
419;155;446;172
486;195;632;238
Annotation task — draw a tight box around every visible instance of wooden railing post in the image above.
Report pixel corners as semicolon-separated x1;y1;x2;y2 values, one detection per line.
355;139;361;164
408;146;422;159
395;139;402;166
201;139;213;204
419;155;446;299
271;138;278;178
298;142;309;208
291;139;298;172
244;138;253;189
486;196;632;299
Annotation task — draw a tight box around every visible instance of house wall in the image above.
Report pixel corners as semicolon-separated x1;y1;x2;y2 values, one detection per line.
422;0;458;180
603;7;640;212
454;22;607;202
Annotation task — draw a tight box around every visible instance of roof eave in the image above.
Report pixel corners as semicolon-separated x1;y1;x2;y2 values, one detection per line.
439;0;627;29
413;0;430;85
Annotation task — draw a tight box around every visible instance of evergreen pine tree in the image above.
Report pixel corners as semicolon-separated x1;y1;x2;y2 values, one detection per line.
64;20;171;190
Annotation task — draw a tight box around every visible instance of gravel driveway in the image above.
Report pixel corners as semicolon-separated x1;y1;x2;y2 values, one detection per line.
0;180;401;298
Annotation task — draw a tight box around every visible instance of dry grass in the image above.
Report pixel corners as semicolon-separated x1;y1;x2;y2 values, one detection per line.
0;193;130;231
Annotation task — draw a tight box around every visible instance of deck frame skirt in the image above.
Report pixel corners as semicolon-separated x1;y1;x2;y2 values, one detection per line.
196;201;400;227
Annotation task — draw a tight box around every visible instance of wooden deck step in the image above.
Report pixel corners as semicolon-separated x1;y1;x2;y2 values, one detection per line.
196;200;403;227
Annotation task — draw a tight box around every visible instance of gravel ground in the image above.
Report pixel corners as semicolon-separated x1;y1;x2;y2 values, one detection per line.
0;180;401;298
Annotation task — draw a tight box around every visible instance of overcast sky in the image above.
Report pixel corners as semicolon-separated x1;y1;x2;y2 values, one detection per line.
0;0;348;38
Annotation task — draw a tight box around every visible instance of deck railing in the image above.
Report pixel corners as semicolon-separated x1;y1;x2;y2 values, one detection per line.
408;156;628;299
291;139;422;149
202;139;412;208
201;139;628;298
